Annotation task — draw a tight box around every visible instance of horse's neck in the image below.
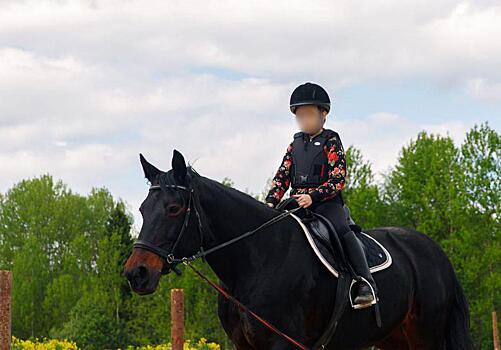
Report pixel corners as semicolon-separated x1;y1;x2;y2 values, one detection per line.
196;177;288;291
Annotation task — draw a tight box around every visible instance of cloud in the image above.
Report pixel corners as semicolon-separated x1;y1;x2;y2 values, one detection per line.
0;0;497;230
465;78;501;102
1;1;501;92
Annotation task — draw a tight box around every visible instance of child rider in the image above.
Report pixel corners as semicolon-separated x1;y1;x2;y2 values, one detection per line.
265;82;378;308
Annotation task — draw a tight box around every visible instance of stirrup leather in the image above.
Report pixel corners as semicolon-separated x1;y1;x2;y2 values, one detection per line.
348;276;378;309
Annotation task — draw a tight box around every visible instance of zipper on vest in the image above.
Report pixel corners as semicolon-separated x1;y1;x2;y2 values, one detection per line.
308;128;324;142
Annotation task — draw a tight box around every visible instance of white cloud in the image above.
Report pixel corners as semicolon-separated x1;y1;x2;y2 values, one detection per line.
0;0;498;230
465;78;501;102
1;1;500;89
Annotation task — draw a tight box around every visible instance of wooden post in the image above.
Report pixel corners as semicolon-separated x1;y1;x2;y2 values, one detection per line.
493;309;500;350
171;289;184;350
0;271;12;350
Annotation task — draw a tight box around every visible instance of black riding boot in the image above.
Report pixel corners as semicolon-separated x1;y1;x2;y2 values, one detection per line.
341;229;378;308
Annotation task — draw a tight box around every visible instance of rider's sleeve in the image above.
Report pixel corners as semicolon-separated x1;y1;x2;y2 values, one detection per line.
308;134;347;204
265;142;293;206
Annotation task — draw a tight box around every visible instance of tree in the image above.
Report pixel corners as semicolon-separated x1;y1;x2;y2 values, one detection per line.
343;146;387;230
381;131;458;242
444;122;500;348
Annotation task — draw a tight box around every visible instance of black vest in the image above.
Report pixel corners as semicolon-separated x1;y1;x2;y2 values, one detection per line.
290;128;337;188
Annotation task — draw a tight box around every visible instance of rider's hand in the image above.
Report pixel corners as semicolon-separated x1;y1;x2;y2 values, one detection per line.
292;194;313;208
266;202;275;208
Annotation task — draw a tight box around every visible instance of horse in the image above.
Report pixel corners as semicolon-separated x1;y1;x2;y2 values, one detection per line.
124;150;473;350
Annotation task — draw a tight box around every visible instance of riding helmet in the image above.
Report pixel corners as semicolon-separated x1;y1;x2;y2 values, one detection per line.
289;82;331;114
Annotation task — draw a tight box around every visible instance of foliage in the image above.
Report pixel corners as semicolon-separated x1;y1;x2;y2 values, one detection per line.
12;335;79;350
11;336;219;350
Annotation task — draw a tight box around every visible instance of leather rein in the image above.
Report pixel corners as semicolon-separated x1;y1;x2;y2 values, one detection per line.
131;183;314;349
133;183;301;271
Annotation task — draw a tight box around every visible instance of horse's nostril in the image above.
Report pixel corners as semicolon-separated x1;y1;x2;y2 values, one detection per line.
126;265;150;289
135;265;148;279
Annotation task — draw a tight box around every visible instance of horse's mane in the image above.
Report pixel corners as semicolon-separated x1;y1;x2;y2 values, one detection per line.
189;166;266;210
154;165;274;247
155;165;269;212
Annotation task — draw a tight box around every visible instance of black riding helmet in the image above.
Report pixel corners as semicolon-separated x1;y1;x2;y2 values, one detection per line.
289;82;331;114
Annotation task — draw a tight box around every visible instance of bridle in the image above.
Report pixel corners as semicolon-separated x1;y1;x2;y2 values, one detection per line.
132;181;301;274
132;182;204;274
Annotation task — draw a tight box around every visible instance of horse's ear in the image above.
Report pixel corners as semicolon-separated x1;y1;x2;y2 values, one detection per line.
139;153;162;183
172;149;187;184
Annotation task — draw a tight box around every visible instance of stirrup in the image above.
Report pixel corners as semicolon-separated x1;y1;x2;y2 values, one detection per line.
348;276;378;309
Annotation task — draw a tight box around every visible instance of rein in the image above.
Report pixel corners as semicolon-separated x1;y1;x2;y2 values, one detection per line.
133;183;302;268
132;182;311;348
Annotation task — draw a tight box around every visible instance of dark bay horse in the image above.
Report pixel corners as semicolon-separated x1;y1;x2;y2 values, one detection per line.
124;150;473;350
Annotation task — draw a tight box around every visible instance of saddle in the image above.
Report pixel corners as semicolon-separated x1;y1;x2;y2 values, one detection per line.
276;197;392;278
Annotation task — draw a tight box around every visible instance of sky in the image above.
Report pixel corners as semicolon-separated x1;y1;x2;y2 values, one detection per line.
1;0;499;232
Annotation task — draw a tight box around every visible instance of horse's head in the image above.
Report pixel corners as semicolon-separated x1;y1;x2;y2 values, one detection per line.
124;149;204;295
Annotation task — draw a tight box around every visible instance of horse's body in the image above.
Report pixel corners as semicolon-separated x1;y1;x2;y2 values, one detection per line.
125;151;472;350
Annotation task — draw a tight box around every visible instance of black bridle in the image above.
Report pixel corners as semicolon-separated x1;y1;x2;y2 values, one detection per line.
132;182;301;274
133;183;202;274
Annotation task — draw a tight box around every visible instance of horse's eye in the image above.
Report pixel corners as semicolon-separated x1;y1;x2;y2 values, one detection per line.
166;204;183;216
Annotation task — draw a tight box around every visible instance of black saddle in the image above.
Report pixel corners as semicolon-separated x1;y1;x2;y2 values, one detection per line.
276;198;391;274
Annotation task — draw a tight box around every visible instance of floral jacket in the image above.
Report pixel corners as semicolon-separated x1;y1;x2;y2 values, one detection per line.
265;130;347;207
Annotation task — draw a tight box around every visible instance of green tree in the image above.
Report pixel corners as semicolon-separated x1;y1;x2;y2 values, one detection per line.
382;131;458;242
444;122;500;348
343;146;386;230
0;175;137;345
54;291;120;350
